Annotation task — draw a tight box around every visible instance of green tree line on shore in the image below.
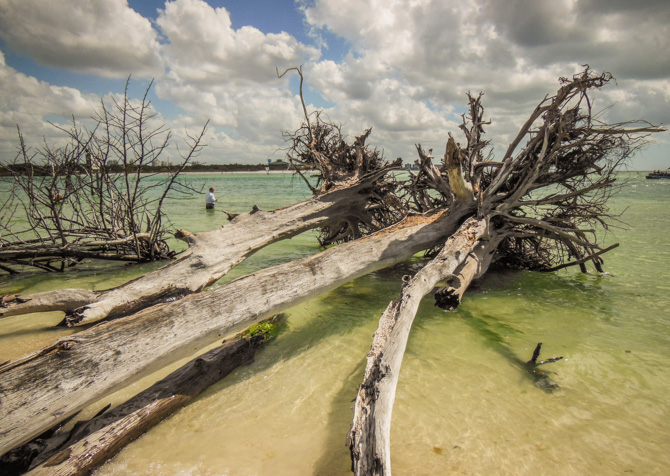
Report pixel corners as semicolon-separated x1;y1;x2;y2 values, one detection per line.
0;160;296;177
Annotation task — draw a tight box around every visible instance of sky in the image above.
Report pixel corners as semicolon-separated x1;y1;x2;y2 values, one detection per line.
0;0;668;169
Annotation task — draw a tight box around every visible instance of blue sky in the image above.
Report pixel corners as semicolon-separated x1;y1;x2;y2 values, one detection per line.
0;0;668;168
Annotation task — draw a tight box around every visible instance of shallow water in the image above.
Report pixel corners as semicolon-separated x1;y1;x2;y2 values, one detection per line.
1;171;669;475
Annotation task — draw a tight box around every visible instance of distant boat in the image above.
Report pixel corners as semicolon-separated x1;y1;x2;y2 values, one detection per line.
646;170;670;179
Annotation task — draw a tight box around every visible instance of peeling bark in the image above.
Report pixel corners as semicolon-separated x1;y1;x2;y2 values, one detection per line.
444;135;474;203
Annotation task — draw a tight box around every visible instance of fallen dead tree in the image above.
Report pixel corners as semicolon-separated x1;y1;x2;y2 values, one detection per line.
279;66;405;245
0;68;663;472
0;204;475;456
1;69;404;326
0;80;207;273
346;68;664;475
0;167;398;326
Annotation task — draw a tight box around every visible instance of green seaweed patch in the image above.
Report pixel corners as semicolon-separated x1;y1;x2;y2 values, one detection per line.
242;317;282;342
247;321;274;337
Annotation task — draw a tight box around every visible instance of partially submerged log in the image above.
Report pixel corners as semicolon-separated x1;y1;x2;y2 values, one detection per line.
524;342;564;391
0;206;474;456
14;317;280;476
347;217;503;475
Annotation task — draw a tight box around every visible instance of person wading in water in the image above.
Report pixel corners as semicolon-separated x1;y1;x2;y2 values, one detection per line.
205;187;218;210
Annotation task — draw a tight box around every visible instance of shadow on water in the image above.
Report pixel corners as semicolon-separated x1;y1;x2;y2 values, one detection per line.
0;323;67;341
444;266;618;391
200;274;402;395
457;309;562;393
312;357;368;476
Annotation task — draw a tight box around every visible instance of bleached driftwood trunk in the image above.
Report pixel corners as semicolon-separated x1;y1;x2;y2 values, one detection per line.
0;204;474;456
346;69;661;474
20;327;273;476
0;174;387;326
347;217;503;475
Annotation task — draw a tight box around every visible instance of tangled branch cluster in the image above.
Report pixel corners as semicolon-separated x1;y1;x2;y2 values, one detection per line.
286;66;662;272
0;79;207;273
486;69;659;271
280;66;405;246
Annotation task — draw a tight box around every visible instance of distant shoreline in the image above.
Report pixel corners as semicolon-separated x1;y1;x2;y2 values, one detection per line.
0;162;307;177
182;169;299;175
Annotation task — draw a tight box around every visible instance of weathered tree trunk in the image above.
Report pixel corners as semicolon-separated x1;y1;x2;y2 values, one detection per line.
0;173;389;326
17;324;275;476
0;204;474;456
344;69;661;474
347;217;503;475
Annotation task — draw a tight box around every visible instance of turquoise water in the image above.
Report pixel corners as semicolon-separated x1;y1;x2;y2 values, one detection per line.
1;171;669;475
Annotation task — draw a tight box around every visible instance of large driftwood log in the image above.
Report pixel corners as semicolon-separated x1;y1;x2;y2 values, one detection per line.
347;217;503;475
17;321;277;476
0;205;474;456
0;172;390;327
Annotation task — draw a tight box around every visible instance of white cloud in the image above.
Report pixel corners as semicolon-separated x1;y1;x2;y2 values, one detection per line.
156;0;319;86
147;0;324;161
0;56;102;160
158;80;305;143
0;0;163;78
1;0;668;168
301;0;670;165
0;0;323;165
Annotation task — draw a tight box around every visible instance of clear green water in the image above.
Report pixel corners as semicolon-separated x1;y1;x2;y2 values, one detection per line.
1;171;669;475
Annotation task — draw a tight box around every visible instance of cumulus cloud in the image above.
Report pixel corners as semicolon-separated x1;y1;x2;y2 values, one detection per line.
0;51;101;159
0;0;323;164
156;0;319;86
0;0;668;167
478;0;670;78
157;79;305;144
146;0;325;161
0;0;162;78
301;0;670;163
